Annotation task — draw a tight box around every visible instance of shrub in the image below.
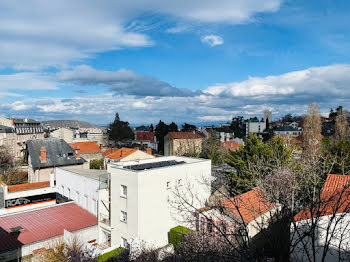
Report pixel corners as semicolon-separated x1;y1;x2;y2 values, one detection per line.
97;247;124;262
169;226;191;248
90;159;104;170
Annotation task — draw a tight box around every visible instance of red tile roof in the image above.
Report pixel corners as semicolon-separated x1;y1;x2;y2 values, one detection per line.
221;188;274;224
70;141;101;154
105;147;138;160
7;181;50;192
136;131;155;142
168;132;202;139
221;141;239;151
295;174;350;221
0;203;97;252
103;148;117;158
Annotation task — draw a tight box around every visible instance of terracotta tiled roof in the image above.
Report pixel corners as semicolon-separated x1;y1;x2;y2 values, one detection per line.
0;203;97;252
221;188;274;224
221;141;239;151
70;141;101;154
7;181;50;192
105;147;138;160
136;131;155;142
168;132;202;139
295;174;350;221
103;148;117;158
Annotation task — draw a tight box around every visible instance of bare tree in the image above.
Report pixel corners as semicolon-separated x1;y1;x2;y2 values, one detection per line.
303;103;322;154
334;107;349;141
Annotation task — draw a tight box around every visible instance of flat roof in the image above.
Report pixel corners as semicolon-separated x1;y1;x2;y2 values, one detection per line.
60;167;108;181
123;160;186;171
0;203;97;252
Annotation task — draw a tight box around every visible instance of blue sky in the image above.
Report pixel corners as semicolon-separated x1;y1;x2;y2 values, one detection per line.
1;0;350;126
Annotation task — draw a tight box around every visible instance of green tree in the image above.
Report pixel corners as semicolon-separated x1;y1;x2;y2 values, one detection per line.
225;135;292;194
168;122;178;132
155;120;169;154
201;130;223;165
181;123;196;132
90;159;104;170
108;113;134;144
322;139;350;175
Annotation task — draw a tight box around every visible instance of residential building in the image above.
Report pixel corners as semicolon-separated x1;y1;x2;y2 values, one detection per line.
245;119;266;137
56;167;108;216
200;187;275;239
0;125;16;156
26;138;88;183
134;131;158;151
97;156;211;249
292;174;350;262
13;118;45;158
74;128;108;146
0;117;13;128
164;132;202;156
221;140;239;151
104;147;154;167
70;141;103;162
275;125;303;137
50;127;74;144
0;203;98;261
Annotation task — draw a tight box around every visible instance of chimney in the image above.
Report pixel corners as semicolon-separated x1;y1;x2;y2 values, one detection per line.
146;148;152;155
75;146;81;159
40;147;47;162
99;144;103;151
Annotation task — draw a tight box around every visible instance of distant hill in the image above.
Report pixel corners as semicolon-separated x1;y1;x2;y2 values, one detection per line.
42;120;100;129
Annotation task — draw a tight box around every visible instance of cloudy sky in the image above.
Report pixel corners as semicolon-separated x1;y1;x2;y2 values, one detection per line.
1;0;350;126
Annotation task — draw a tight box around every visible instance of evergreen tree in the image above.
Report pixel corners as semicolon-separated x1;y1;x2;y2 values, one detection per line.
181;123;196;132
201;130;223;165
155;120;169;154
225;135;292;194
168;122;178;132
108;113;134;144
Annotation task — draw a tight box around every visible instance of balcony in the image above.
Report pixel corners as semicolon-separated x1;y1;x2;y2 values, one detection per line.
100;213;110;226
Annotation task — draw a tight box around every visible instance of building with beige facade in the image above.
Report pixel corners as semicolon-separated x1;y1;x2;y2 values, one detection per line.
50;127;74;144
0;125;17;156
164;132;202;156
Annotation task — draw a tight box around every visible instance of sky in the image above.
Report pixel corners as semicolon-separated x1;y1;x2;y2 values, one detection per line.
1;0;350;126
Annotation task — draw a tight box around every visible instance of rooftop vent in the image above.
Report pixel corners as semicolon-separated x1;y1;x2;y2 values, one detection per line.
10;226;24;233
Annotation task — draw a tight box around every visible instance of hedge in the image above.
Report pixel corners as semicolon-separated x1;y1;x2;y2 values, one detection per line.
168;225;191;247
97;247;124;262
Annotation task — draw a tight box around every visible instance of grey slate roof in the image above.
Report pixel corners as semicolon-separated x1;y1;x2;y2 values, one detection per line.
0;125;15;133
275;125;300;132
27;138;86;169
13;118;40;124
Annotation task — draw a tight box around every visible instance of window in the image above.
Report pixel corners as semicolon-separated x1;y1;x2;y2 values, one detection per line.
102;230;111;247
120;185;127;198
120;211;127;222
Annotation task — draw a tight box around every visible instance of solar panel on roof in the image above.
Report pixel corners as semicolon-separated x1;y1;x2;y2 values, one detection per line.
123;160;186;171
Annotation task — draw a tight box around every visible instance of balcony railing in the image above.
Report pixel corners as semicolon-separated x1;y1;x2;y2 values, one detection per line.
100;213;110;226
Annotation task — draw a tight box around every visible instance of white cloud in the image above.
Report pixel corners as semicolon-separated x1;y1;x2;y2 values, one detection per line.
205;64;350;100
4;64;350;125
57;65;201;97
201;35;224;47
0;0;282;69
0;72;57;97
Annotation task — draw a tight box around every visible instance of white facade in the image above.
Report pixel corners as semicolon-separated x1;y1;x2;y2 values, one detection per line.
50;127;74;144
56;167;107;216
246;121;266;136
98;156;212;249
292;214;350;262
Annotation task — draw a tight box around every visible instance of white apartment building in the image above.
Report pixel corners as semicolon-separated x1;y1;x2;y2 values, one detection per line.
98;156;212;249
56;167;108;216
